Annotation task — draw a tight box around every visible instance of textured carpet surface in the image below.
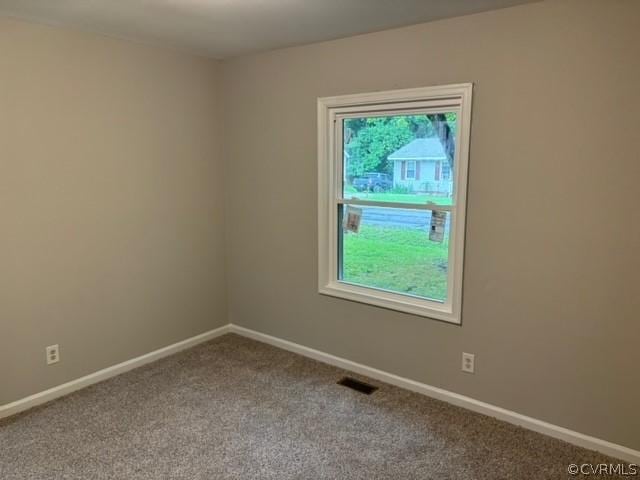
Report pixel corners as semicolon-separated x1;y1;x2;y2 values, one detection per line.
0;334;628;479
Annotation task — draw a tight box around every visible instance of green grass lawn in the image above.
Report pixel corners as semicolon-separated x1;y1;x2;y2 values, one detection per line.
341;224;448;302
344;186;452;205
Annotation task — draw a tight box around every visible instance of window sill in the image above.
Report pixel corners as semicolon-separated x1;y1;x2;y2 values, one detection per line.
319;281;461;324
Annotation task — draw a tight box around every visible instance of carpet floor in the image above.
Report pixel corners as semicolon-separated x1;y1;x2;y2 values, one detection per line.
0;333;627;479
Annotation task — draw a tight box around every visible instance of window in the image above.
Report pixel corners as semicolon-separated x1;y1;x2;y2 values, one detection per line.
442;161;451;181
406;161;416;180
318;84;472;323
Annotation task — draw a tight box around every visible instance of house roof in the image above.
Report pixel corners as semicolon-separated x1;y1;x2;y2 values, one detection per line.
387;137;447;161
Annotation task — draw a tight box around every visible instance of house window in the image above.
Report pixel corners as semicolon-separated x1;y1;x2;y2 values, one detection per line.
406;161;416;180
442;162;451;181
318;84;472;323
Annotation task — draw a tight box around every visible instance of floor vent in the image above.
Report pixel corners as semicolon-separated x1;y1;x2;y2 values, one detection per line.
337;377;378;395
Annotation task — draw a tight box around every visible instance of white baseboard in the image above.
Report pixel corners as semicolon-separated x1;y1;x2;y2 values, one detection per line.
2;322;637;464
0;324;231;420
228;324;640;464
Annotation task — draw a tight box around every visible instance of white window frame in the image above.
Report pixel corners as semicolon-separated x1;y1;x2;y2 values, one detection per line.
406;160;417;180
317;84;473;324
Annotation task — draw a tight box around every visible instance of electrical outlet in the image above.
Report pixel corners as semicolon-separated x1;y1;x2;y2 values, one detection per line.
462;352;475;374
46;344;60;365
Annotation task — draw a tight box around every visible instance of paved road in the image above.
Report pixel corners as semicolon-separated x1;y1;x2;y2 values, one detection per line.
361;207;451;232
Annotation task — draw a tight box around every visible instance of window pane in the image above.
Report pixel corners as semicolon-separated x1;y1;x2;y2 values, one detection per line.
339;205;450;303
343;113;457;206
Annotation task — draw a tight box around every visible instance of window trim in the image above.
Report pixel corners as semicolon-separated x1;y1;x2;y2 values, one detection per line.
317;84;473;324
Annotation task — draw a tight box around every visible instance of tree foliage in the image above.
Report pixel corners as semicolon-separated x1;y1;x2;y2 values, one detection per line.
344;114;456;179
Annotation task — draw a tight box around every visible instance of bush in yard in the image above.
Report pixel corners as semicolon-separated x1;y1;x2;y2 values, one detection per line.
391;185;411;194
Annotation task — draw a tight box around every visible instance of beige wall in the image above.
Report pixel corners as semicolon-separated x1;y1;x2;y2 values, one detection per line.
0;18;226;404
2;0;639;452
222;0;640;450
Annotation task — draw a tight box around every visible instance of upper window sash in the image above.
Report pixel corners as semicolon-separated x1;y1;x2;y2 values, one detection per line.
333;107;461;210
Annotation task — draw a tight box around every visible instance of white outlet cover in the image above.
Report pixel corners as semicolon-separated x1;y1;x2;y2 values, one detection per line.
46;344;60;365
462;352;475;373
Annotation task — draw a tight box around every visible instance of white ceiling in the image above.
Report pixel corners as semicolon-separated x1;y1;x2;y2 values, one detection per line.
0;0;540;59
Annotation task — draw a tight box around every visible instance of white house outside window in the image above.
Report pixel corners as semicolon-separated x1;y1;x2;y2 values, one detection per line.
317;84;473;323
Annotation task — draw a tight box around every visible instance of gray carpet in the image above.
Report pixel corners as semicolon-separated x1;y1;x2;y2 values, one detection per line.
0;334;627;479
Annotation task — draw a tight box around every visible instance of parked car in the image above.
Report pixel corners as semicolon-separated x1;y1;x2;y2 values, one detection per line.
352;173;393;192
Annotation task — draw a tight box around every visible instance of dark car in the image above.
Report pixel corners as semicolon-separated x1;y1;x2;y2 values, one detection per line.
352;173;393;192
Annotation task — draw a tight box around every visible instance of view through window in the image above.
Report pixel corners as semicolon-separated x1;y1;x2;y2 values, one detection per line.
340;113;456;303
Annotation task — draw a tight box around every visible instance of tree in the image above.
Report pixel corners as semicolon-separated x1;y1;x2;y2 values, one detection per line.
344;114;457;180
430;113;457;171
345;115;433;178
